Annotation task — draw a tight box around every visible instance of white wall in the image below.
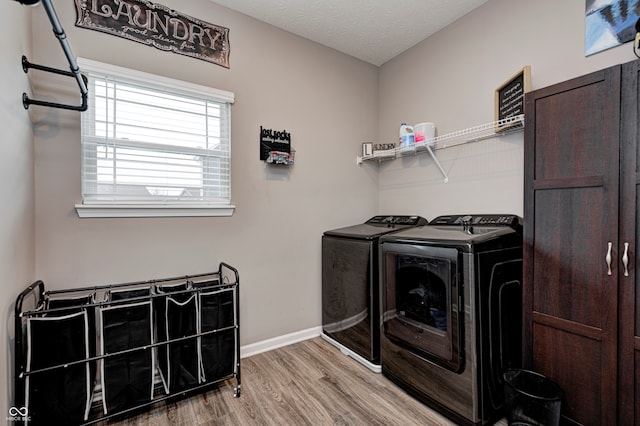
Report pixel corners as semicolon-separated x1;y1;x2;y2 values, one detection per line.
377;0;637;219
31;0;379;348
1;1;35;418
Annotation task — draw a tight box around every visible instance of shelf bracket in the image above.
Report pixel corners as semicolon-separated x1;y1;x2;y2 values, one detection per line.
425;145;449;183
20;0;88;112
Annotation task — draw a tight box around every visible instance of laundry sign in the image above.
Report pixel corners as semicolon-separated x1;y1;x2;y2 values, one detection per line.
260;126;291;159
74;0;230;68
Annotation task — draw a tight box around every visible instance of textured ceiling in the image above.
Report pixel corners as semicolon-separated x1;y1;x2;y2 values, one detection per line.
210;0;489;66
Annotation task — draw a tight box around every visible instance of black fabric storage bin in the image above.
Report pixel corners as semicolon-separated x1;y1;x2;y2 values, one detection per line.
26;311;93;424
99;297;154;415
199;288;236;382
155;283;199;393
46;294;98;388
191;278;220;289
154;282;188;393
47;294;97;364
110;287;152;301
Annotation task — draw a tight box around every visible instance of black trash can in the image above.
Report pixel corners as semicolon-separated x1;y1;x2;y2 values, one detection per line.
503;369;563;426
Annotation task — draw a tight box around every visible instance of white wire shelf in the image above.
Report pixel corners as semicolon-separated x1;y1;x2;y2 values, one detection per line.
356;114;524;183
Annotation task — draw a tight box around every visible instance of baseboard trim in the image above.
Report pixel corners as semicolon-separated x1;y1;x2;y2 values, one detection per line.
240;326;322;359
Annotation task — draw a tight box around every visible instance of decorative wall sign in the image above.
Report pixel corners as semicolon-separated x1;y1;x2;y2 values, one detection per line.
260;126;293;165
373;143;395;151
585;0;640;56
74;0;230;68
495;66;531;132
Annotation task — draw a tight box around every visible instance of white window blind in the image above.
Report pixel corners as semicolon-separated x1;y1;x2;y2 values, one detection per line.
77;59;234;217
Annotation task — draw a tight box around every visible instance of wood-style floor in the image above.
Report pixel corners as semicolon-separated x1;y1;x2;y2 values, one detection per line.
109;337;508;425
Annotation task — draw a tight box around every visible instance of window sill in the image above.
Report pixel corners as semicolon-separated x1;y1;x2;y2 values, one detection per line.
75;203;236;218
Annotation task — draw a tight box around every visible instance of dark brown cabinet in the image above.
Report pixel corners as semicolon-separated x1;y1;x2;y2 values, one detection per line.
524;60;640;425
619;59;640;426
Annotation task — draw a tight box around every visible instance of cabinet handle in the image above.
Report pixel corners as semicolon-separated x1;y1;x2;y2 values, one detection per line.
622;242;629;277
606;242;612;276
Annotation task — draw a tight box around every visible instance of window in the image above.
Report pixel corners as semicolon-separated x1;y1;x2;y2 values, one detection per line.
75;59;234;218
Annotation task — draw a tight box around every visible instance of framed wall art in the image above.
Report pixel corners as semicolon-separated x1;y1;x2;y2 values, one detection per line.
585;0;640;56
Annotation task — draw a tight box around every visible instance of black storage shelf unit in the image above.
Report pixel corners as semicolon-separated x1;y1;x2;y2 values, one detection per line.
14;262;240;425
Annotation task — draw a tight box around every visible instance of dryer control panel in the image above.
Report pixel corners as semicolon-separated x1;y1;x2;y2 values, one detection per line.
430;214;522;228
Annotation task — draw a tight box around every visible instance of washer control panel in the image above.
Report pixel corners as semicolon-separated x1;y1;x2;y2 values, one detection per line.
430;214;521;228
366;215;428;226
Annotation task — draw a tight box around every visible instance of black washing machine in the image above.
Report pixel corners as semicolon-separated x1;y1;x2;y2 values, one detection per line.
379;214;523;425
321;215;427;372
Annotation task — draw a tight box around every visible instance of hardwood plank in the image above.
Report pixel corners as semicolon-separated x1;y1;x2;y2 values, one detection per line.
106;337;508;425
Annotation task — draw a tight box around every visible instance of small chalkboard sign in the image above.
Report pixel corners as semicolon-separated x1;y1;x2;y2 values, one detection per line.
495;66;531;132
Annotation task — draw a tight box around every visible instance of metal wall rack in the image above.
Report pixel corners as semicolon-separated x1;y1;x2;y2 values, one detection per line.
357;114;525;183
17;0;88;111
14;262;240;425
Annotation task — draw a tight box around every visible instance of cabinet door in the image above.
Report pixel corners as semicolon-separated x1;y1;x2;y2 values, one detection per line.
523;65;620;425
619;60;640;426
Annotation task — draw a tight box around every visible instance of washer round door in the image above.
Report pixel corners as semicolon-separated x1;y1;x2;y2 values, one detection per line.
382;243;463;373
